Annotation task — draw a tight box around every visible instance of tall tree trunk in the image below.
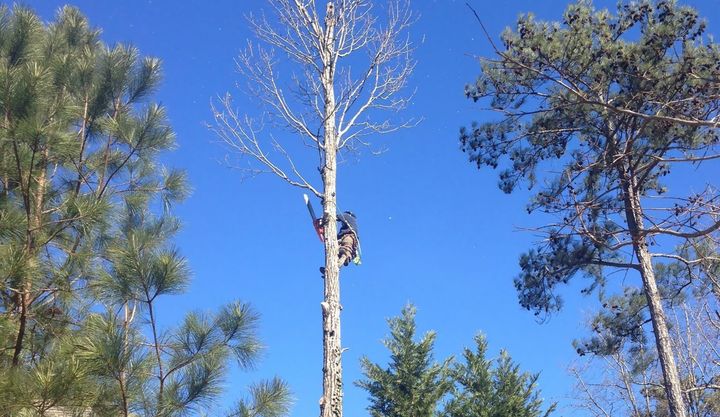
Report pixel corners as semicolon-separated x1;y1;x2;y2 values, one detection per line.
320;4;343;417
320;150;343;417
12;146;48;366
621;169;687;417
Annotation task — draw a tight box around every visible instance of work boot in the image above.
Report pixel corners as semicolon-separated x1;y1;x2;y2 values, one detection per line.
319;266;325;276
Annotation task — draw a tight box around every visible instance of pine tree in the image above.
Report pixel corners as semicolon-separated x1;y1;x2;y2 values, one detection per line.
357;305;451;417
0;5;179;411
0;3;183;371
0;5;291;416
77;206;292;417
460;2;720;415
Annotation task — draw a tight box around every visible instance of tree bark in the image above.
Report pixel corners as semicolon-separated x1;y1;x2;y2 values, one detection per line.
621;168;687;417
320;160;343;417
12;145;48;366
319;4;343;417
11;293;29;366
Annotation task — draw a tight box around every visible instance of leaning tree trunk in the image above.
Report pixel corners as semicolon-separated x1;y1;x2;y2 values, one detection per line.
621;169;687;417
319;5;343;417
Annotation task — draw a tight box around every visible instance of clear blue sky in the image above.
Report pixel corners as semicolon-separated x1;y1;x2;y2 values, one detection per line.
25;1;720;416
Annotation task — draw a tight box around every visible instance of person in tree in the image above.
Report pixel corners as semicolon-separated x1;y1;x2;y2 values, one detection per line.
317;211;360;274
336;211;359;266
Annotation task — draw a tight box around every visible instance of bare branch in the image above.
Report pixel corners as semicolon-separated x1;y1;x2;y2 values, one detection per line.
213;0;416;192
210;95;322;197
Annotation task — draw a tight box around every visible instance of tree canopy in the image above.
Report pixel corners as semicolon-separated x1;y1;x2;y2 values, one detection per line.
357;305;451;417
358;305;555;417
0;5;291;416
461;1;720;416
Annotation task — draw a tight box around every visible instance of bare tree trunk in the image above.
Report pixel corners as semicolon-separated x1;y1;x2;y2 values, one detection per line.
320;157;343;417
621;170;687;417
213;4;414;417
319;5;343;417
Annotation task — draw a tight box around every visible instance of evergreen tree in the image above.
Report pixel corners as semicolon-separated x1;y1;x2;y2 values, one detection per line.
358;308;555;417
0;5;291;416
444;335;555;417
460;2;720;415
79;206;292;417
357;305;451;417
0;2;183;371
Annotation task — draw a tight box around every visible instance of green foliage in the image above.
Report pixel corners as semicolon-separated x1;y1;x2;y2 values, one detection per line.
357;305;452;417
461;0;720;317
231;378;293;417
0;334;98;416
445;335;555;417
0;5;290;417
574;288;649;357
462;2;720;415
76;312;150;413
359;306;554;417
0;1;185;370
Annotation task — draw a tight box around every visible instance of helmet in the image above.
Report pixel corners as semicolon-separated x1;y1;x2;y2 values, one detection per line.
344;210;356;218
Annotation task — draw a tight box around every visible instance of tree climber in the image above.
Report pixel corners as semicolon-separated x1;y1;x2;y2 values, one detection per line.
336;211;360;266
317;211;361;275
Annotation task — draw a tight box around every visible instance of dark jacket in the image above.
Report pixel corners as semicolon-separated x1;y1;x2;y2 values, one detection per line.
337;212;359;238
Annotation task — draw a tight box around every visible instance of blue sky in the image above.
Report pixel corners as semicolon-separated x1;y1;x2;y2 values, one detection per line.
25;1;720;416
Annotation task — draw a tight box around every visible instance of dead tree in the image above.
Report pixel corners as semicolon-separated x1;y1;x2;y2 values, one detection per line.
211;2;414;417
